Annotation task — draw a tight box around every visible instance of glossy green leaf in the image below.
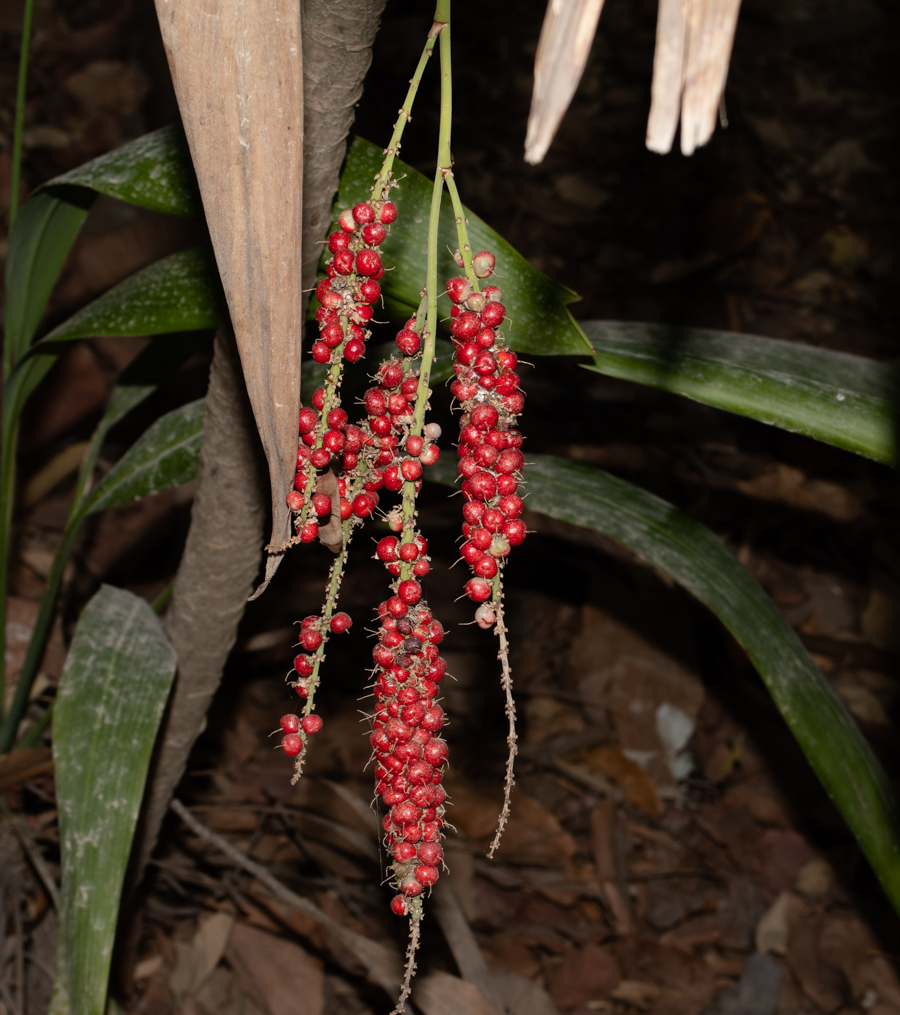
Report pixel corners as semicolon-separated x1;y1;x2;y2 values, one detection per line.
84;399;206;516
43;124;201;220
4;187;94;374
38;248;221;344
336;139;593;357
583;321;897;466
54;585;176;1014
429;453;900;911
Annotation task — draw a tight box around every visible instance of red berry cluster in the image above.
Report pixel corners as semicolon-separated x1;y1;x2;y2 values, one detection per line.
369;583;448;915
448;254;526;620
280;610;353;756
357;352;442;505
287;198;398;543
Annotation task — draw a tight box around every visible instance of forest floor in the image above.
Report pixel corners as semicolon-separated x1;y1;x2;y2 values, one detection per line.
2;0;900;1014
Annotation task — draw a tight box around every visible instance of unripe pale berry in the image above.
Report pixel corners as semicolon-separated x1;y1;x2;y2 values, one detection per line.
472;251;496;278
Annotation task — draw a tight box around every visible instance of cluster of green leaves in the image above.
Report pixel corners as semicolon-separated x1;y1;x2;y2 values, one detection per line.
3;127;898;1013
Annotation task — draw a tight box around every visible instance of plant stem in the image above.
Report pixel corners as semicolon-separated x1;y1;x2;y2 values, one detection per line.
0;523;77;753
373;30;441;203
8;0;34;230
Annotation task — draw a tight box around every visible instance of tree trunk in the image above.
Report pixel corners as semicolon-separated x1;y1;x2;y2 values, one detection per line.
128;0;388;893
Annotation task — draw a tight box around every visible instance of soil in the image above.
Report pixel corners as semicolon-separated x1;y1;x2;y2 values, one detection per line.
2;1;900;1014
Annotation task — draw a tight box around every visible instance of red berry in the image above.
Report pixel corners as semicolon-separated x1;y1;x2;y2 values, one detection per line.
400;459;422;481
496;474;518;496
322;429;345;454
310;447;331;469
415;864;440;887
400;875;423;897
473;554;498;578
338;207;356;232
301;714;323;735
286;491;304;512
300;521;319;543
417;842;443;866
298;407;318;434
328;231;349;253
398;580;422;605
298;629;322;652
280;714;300;734
469;471;497;501
481;302;505;327
353;202;375;224
330;612;352;634
390;895;408;916
446;276;473;303
420;444;441;467
469;404;499;431
423;739;448;766
281;733;303;755
352;493;376;517
393;841;417;863
381;362;403;388
362;221;387;245
504;519;527;545
396;329;421;355
332;249;354;275
465;577;492;602
451;311;480;339
379;202;398;224
356;249;382;277
376;536;399;562
312;341;331;364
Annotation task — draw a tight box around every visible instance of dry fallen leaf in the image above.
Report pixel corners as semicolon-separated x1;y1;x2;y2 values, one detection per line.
227;922;325;1015
737;463;863;522
169;911;235;998
568;745;661;815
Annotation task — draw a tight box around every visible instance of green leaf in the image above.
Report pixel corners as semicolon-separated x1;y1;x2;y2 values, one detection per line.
336;138;593;357
38;247;222;344
84;399;206;516
4;187;94;374
53;585;177;1014
583;321;897;466
76;334;211;509
42;124;201;220
429;453;900;911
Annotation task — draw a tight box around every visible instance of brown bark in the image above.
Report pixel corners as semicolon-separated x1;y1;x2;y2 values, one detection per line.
131;323;266;882
130;0;388;889
154;0;304;584
300;0;388;292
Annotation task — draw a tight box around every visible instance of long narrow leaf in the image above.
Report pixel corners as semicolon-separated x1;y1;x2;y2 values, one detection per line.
337;138;594;358
583;321;897;466
53;585;176;1014
3;187;94;374
429;454;900;911
0;338;209;754
42;124;201;220
38;248;222;344
84;399;206;516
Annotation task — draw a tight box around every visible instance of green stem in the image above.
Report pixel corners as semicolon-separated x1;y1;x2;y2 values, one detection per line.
0;414;18;714
445;174;478;290
16;700;52;748
0;523;78;753
8;0;34;231
373;29;441;203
